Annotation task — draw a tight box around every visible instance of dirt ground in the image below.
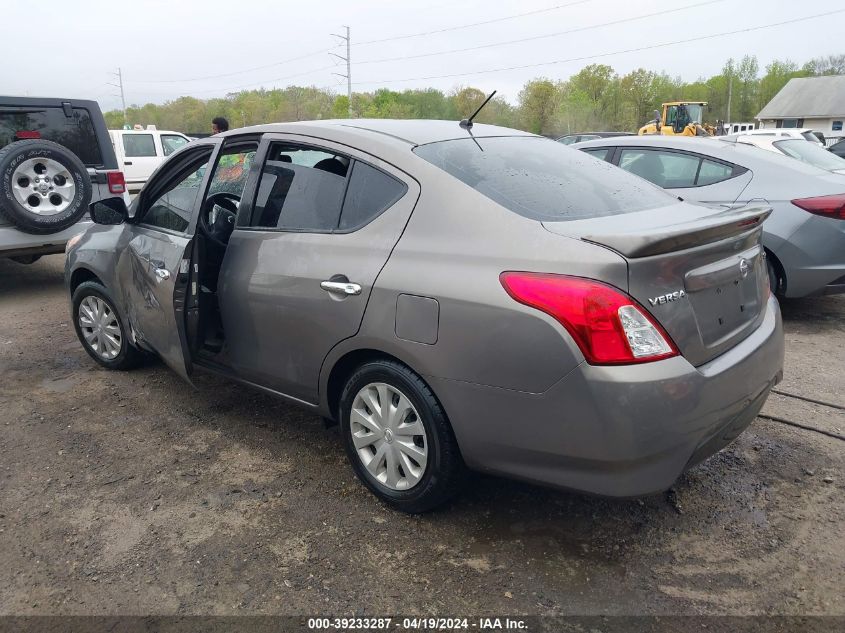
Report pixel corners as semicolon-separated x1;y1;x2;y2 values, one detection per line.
0;254;843;617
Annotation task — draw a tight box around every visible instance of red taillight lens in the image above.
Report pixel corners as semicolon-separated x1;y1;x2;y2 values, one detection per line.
15;130;41;139
791;194;845;220
107;171;126;195
500;272;679;365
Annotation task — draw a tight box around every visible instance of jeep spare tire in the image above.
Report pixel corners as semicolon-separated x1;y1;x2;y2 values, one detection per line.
0;139;92;235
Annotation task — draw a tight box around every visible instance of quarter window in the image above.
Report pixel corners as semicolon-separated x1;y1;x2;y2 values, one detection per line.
697;159;734;186
249;143;349;231
123;134;156;157
339;162;406;230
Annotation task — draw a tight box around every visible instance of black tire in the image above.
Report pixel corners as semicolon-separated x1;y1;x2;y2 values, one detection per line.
339;359;465;513
71;281;142;370
767;256;782;297
0;140;92;235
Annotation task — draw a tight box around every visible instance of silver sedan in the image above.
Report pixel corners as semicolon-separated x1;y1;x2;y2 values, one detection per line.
574;135;845;297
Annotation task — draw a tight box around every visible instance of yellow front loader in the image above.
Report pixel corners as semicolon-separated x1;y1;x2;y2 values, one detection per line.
638;102;714;137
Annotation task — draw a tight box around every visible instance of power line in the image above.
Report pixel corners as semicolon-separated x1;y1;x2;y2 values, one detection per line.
132;46;341;84
355;0;593;46
352;9;845;86
356;0;722;66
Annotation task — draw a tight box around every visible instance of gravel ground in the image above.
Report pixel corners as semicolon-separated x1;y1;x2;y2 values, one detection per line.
0;255;843;617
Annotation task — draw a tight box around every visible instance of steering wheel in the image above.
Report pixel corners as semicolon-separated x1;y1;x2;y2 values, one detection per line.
199;191;240;248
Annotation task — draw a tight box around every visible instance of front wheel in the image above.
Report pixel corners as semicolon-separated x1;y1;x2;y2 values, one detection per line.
72;281;142;370
339;360;465;513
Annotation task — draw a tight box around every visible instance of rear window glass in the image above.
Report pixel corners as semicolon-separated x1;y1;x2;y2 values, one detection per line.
413;137;672;222
0;107;103;166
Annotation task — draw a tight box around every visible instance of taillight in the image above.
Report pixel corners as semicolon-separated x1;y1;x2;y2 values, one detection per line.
107;171;126;195
791;194;845;220
500;272;679;365
15;130;41;139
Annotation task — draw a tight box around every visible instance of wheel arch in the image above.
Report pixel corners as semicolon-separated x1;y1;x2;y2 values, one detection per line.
69;267;104;295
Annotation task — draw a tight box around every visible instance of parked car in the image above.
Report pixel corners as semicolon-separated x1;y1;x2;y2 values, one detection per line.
828;138;845;158
727;135;845;174
0;96;127;263
557;132;631;145
573;135;845;298
66;120;783;512
109;127;191;194
728;128;824;146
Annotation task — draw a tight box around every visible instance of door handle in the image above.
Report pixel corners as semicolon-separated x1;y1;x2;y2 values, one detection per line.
320;280;362;296
124;161;133;165
154;267;171;281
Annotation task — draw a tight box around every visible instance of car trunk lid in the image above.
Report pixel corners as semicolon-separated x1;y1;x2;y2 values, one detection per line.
543;201;772;366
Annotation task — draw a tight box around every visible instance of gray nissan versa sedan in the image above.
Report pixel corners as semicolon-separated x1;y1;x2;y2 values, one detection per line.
65;119;784;512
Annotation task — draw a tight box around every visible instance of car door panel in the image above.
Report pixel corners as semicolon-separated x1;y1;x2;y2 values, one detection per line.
115;141;219;382
218;139;420;403
120;227;193;380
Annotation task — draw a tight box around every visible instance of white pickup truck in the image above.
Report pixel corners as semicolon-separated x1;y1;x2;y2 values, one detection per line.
109;126;191;193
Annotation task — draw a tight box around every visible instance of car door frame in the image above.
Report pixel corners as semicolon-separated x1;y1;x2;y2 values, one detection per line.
215;131;421;404
122;137;223;381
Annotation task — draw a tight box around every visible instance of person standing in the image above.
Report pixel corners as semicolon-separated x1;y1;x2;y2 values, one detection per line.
211;117;229;135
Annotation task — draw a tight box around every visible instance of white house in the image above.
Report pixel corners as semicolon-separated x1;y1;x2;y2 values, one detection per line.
756;75;845;143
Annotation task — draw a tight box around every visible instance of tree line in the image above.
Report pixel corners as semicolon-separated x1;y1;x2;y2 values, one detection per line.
104;54;845;137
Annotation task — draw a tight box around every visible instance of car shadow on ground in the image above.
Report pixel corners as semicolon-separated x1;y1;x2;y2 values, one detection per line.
778;294;845;329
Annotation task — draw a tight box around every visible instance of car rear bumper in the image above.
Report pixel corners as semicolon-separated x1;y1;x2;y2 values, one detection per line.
428;295;784;497
0;220;93;258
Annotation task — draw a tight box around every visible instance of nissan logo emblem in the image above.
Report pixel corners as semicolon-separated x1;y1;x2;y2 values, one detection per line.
739;258;750;279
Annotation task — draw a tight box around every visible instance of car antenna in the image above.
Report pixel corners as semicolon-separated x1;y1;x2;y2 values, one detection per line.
460;90;497;129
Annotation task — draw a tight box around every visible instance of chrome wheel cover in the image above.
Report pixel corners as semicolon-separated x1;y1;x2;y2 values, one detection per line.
350;382;428;491
78;296;122;360
11;157;76;215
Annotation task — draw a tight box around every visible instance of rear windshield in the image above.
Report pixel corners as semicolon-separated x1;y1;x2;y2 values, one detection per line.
413;136;673;222
774;139;845;171
0;107;103;166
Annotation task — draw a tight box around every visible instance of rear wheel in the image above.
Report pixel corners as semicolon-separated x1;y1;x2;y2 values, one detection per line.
72;281;142;370
339;360;464;513
766;256;783;297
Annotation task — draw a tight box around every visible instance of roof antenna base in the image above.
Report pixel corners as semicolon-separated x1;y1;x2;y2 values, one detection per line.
459;90;496;130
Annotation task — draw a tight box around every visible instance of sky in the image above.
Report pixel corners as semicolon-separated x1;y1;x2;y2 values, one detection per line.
2;0;843;112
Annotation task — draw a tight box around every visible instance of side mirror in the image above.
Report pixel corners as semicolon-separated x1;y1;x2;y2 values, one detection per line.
89;197;128;225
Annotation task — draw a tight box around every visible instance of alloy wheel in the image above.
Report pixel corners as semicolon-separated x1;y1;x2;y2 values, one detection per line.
11;157;76;215
77;296;122;360
350;382;428;491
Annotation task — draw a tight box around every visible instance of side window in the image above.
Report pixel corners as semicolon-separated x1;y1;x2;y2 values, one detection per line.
697;159;734;186
249;143;349;231
619;149;699;188
581;147;612;162
207;145;257;198
161;134;189;156
339;162;407;230
124;134;156;157
140;152;210;233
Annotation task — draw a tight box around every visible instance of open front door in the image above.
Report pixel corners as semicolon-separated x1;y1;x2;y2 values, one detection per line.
118;141;220;384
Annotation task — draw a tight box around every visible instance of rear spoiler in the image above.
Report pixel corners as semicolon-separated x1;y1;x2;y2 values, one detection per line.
581;204;772;258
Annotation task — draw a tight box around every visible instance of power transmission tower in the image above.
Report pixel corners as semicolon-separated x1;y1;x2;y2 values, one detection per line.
108;68;127;126
330;26;352;117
